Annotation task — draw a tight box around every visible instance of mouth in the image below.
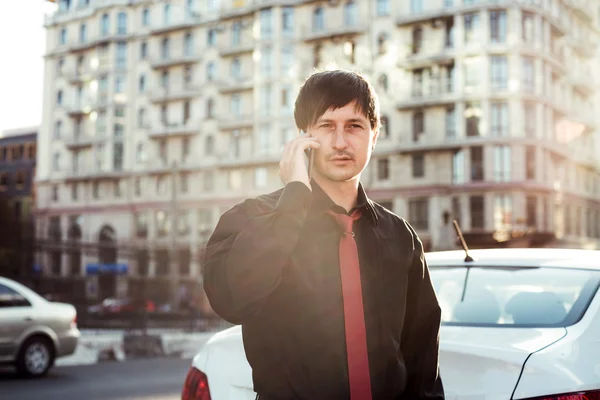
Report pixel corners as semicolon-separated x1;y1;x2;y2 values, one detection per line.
330;157;353;164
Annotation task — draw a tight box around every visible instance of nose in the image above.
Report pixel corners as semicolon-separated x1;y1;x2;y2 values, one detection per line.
331;127;348;150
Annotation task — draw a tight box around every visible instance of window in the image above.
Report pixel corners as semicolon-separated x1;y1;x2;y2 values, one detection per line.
445;19;455;48
490;102;509;137
164;3;171;24
489;10;506;43
180;174;188;193
430;267;600;327
138;74;145;92
412;110;424;142
203;170;214;191
344;1;358;26
464;13;480;44
413;70;423;97
281;86;292;114
116;41;127;67
377;33;388;54
206;98;215;118
229;170;242;190
465;101;481;137
526;196;537;228
470;146;484;181
313;7;324;32
56;90;63;106
138;108;146;128
142;8;150;26
522;12;534;43
494;194;513;231
161;70;169;88
452;150;465;184
182;137;190;160
161;104;168;125
113;142;123;171
135;212;148;238
377;158;389;180
183;101;190;124
55;120;62;139
231;22;241;46
408;198;429;230
205;135;214;155
260;8;273;39
412;27;422;54
155;211;170;237
0;173;7;190
231;58;241;79
412;154;425;178
410;0;423;14
282;7;294;36
445;107;456;138
376;0;389;16
464;58;481;91
114;179;123;198
524;102;536;138
261;85;272;116
117;12;127;35
258;124;271;154
526;146;536;180
60;28;67;45
136;142;145;163
53;152;61;171
470;195;485;229
52;185;59;202
161;38;170;59
184;33;193;56
493;145;511;182
207;62;216;82
231;94;242;117
261;46;273;75
380;115;389;139
79;23;87;43
0;284;30;308
523;57;535;93
255;168;268;188
207;29;217;46
490;55;508;90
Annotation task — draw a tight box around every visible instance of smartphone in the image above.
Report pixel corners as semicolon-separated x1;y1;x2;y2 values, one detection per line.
300;130;314;180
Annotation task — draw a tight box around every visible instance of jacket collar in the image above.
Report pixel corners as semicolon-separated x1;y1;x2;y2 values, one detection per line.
309;179;378;226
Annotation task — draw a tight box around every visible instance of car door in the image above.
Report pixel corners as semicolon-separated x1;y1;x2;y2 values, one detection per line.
0;283;34;360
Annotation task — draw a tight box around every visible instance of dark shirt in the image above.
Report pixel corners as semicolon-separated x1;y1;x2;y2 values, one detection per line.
203;181;444;400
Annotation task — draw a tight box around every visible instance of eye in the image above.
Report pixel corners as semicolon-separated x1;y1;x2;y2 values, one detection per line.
319;123;332;129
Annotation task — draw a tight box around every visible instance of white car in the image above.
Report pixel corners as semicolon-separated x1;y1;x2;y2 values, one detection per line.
0;276;80;377
182;248;600;400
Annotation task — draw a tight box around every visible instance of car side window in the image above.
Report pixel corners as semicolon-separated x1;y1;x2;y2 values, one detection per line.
0;283;31;308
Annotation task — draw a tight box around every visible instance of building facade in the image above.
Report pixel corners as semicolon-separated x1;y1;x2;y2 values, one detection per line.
0;127;37;281
38;0;600;304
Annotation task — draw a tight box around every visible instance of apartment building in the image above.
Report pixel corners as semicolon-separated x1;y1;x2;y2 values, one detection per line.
0;127;38;282
38;0;600;303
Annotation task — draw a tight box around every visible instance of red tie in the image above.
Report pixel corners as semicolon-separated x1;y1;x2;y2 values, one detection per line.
328;209;372;400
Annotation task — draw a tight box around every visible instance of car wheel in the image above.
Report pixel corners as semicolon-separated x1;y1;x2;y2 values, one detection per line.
16;336;55;378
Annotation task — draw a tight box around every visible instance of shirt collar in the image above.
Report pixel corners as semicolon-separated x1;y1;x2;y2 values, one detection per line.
310;180;379;226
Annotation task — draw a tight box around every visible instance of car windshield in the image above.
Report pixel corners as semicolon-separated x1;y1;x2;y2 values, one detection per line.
430;266;600;327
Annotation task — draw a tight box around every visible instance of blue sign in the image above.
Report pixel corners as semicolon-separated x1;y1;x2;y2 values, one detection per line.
32;264;43;274
86;263;128;275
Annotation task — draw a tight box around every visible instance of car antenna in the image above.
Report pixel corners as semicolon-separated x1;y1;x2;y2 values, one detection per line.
452;220;473;302
453;220;474;262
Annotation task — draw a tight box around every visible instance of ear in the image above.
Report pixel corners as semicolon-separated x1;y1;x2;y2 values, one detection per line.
371;127;379;151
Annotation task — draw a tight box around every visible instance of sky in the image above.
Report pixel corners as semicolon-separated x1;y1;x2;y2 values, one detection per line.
0;1;57;136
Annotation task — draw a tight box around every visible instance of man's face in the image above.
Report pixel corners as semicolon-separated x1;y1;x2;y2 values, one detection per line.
307;101;378;183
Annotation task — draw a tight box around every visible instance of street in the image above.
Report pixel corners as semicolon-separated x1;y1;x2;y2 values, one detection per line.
0;357;192;400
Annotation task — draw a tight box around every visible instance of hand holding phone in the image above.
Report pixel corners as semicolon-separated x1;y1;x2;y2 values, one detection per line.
279;129;320;190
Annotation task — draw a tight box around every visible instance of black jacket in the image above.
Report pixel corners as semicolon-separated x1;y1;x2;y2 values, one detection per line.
203;181;444;399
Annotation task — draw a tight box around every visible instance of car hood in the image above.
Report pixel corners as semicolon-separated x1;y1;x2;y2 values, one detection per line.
193;325;567;400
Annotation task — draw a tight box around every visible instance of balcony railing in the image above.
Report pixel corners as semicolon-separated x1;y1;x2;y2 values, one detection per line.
149;84;202;103
218;114;254;130
149;121;199;138
219;40;255;57
64;133;96;149
301;22;367;42
217;77;254;93
150;53;202;69
149;14;202;35
398;81;456;109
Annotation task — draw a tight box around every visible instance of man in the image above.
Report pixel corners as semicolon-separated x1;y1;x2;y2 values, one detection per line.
203;70;444;399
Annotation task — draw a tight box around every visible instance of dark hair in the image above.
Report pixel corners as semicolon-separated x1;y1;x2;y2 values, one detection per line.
294;69;380;132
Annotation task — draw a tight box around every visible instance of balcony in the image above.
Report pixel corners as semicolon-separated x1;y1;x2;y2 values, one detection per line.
219;40;255;57
565;0;594;23
64;133;96;149
149;84;202;103
150;53;202;69
396;7;453;26
217;77;254;93
149;14;202;35
68;39;97;53
219;0;255;19
65;97;109;116
570;68;595;96
400;46;455;70
149;121;199;139
64;67;95;84
397;81;457;110
65;167;125;182
301;22;367;42
568;35;595;58
218;114;254;130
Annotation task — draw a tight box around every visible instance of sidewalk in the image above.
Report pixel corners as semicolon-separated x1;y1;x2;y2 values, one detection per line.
56;330;215;367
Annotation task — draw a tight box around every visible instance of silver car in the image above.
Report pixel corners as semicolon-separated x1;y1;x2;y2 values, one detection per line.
0;276;80;377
